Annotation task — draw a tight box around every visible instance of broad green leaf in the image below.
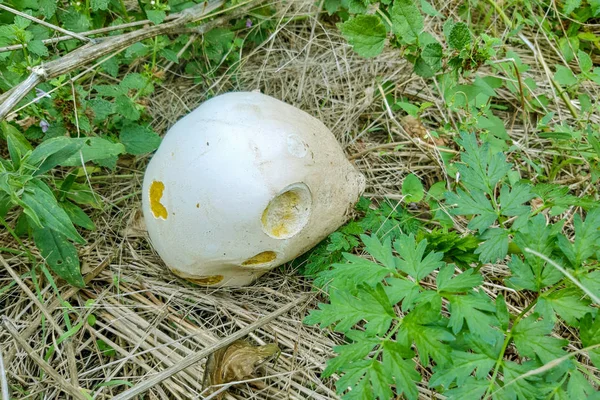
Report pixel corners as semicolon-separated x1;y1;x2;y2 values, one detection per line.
120;73;147;91
430;351;494;388
27;40;49;57
554;65;578;86
115;95;140;121
448;22;471;50
38;0;57;17
420;0;441;16
28;137;85;176
443;377;488;400
315;252;391;291
21;179;85;244
580;313;600;367
88;98;115;121
420;42;443;72
361;235;395;269
563;0;582;14
60;201;96;231
390;0;423;44
31;225;85;287
338;15;387;58
61;137;125;166
146;10;167;24
119;123;161;155
323;330;380;378
578;50;593;73
445;189;497;232
402;174;424;202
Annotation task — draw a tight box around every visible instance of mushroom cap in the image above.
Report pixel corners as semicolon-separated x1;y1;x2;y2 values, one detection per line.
141;92;365;287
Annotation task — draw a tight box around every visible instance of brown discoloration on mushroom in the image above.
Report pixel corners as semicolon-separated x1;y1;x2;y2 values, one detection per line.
149;180;168;219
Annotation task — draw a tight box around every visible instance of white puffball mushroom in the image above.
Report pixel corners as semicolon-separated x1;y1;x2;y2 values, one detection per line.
141;92;365;287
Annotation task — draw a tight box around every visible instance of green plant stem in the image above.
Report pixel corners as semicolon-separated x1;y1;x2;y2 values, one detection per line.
483;299;537;399
118;0;130;21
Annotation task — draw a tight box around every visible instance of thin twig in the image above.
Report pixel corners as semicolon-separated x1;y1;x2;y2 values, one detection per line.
111;293;311;400
0;4;93;43
0;0;235;121
2;317;89;400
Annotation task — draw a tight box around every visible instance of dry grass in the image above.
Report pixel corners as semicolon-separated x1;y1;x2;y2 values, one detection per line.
1;0;599;399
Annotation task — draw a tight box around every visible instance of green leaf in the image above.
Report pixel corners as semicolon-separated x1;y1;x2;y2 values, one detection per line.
382;341;420;400
88;98;115;121
323;330;380;378
448;22;472;50
447;291;498;341
63;8;91;32
27;40;48;57
540;288;591;325
361;234;395;269
390;0;423;44
203;28;235;63
115;95;140;120
475;228;509;263
31;225;85;287
60;201;95;231
507;254;538;291
91;0;110;10
578;50;593;73
563;0;582;14
420;0;441;16
445;189;497;232
554;65;578;86
443;377;488;400
384;276;421;311
304;284;395;335
338;15;386;58
21;179;85;244
393;234;444;281
38;0;57;17
315;253;391;291
420;42;443;72
499;183;535;217
436;265;483;293
496;294;510;331
513;315;567;363
146;10;167;24
580;313;600;367
430;351;494;388
120;73;147;91
61;137;126;166
28;137;85;176
119;123;161;155
402;174;424;202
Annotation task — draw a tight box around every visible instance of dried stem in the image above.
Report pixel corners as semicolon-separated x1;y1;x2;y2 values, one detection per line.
0;0;243;121
111;293;311;400
2;317;89;400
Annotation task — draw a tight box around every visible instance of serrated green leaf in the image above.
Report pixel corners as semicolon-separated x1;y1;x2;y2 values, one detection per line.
476;228;509;263
27;40;48;57
361;234;395;269
21;179;85;244
448;22;471;50
447;291;498;341
382;341;420;400
402;174;424;202
88;98;114;121
390;0;423;44
513;315;567;363
399;304;453;365
120;73;147;91
115;95;140;120
541;288;592;325
38;0;57;17
63;8;90;32
554;65;578;86
445;189;497;232
430;351;494;388
324;331;380;378
384;276;421;310
436;265;483;293
91;0;110;11
563;0;582;14
119;123;161;155
496;294;509;331
443;377;489;400
578;50;593;73
146;10;166;24
315;252;392;292
499;183;535;217
305;284;395;335
393;234;444;280
338;15;386;58
420;41;443;72
420;0;441;16
31;225;85;287
580;313;600;367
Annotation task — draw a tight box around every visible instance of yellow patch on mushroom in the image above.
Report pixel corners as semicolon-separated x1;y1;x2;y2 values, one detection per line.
261;184;312;239
242;251;277;266
170;267;223;285
149;180;168;219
